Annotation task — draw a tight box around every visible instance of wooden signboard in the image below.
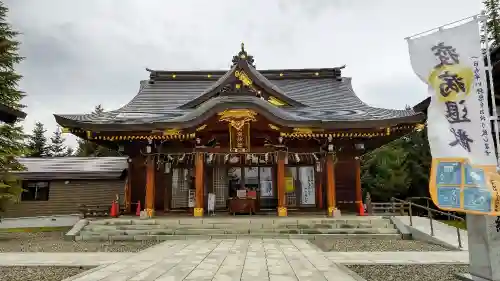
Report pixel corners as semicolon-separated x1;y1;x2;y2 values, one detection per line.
229;122;251;152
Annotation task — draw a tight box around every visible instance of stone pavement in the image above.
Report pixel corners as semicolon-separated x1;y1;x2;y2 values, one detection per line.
63;239;359;281
0;252;130;266
0;239;469;281
325;251;469;264
398;216;468;250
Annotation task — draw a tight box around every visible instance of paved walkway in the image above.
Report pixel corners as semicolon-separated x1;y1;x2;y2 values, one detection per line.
398;216;469;250
63;239;359;281
325;251;469;264
0;252;130;266
0;239;469;281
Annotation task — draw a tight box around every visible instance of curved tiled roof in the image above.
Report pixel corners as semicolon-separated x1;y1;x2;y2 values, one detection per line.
55;61;423;130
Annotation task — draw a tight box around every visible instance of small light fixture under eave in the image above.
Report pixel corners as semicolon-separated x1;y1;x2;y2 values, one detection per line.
146;145;152;153
207;74;212;78
279;73;284;77
355;143;365;150
328;144;334;152
172;74;176;78
164;162;171;174
314;72;319;76
118;145;124;152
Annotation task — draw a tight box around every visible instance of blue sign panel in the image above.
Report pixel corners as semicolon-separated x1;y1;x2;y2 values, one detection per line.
436;161;462;185
463;187;492;212
464;164;486;187
437;186;461;208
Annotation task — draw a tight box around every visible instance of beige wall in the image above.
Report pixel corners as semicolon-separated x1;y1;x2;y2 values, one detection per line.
4;179;125;218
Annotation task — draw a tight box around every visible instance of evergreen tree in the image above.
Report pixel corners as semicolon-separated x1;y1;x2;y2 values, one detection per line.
26;122;49;157
361;139;411;202
65;147;74;156
0;2;27;217
76;104;121;157
484;0;500;48
48;128;67;157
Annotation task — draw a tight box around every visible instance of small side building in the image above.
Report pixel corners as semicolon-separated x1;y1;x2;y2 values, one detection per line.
6;157;128;218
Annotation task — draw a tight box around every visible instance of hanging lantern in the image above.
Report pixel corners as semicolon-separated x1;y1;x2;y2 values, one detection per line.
294;153;300;163
316;161;322;172
164;162;171;174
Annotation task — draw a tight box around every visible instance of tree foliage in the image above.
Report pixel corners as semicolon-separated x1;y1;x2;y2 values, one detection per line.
75;104;121;157
48;128;67;157
26;122;49;157
361;128;431;202
484;0;500;48
0;2;27;217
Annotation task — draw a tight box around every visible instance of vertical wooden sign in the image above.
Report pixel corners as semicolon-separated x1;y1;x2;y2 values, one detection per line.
229;123;251;152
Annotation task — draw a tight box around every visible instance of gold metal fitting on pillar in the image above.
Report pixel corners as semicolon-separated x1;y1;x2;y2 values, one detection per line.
278;207;287;217
194;208;204;217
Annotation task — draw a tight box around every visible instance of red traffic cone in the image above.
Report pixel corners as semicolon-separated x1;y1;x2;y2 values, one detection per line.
358;202;365;216
110;201;118;218
136;200;141;216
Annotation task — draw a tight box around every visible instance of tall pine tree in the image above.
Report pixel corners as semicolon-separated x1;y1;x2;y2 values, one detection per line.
0;2;27;217
26;122;49;157
484;0;500;48
48;128;67;157
76;104;121;157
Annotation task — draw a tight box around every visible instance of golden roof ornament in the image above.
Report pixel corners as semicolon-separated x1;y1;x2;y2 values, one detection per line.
232;42;255;67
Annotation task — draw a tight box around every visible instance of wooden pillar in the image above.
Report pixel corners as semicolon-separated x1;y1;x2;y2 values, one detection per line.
277;151;287;216
145;155;155;217
326;153;336;216
316;160;323;210
124;161;132;213
164;164;172;212
194;152;204;217
355;157;363;215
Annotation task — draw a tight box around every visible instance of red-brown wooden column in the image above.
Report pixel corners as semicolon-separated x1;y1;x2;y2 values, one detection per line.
277;151;287;216
194;152;204;217
145;155;155;217
124;160;132;213
355;156;363;215
326;153;336;216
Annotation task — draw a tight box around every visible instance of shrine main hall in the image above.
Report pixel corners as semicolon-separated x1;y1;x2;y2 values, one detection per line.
55;44;424;217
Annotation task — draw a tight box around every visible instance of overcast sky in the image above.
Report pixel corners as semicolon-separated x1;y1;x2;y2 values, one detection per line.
5;0;482;149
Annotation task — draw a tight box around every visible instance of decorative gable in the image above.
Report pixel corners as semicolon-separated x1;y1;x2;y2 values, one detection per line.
179;44;305;109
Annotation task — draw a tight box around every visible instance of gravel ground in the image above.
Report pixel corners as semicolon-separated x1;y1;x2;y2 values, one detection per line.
0;266;93;281
311;238;452;252
0;231;159;252
346;264;469;281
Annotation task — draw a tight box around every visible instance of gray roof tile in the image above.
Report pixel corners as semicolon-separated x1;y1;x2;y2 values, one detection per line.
15;157;128;180
55;67;420;126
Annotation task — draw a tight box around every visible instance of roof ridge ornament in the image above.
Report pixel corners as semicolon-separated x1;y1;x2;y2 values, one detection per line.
232;42;255;67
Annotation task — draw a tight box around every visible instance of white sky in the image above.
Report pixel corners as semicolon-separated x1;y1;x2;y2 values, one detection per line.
5;0;483;149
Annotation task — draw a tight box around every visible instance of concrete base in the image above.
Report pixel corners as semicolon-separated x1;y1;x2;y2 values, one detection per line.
466;214;500;281
456;273;492;281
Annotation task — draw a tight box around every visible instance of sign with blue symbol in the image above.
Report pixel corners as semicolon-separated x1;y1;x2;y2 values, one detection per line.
436;162;462;185
464;164;486;187
463;187;492;212
437;186;461;208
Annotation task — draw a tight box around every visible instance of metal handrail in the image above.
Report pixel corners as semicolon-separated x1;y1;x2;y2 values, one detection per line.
391;197;464;248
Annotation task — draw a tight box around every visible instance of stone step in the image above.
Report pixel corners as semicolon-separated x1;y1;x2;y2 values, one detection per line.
88;217;392;226
76;233;401;241
79;227;398;238
84;222;394;233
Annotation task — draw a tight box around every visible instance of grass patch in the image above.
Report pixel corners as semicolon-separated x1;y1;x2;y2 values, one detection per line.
0;226;70;233
440;220;466;229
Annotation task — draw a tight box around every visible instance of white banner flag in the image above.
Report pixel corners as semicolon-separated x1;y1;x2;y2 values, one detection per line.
407;18;500;215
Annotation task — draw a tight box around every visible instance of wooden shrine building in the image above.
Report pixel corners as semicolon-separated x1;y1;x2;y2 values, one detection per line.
54;44;424;217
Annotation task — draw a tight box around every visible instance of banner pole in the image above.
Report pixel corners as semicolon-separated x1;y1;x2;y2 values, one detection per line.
480;13;500;167
405;14;478;41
